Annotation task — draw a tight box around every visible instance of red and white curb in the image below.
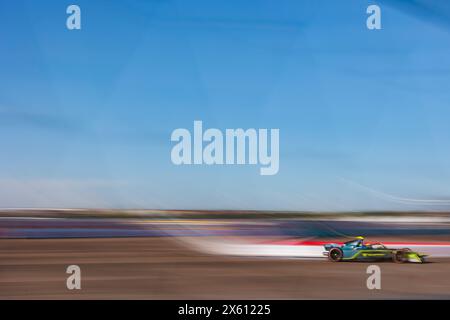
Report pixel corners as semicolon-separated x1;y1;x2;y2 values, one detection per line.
184;238;450;258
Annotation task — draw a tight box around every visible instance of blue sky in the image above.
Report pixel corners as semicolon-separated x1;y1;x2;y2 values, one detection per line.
1;0;450;210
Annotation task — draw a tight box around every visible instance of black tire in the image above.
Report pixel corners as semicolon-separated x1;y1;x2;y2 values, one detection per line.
328;248;343;262
392;250;406;263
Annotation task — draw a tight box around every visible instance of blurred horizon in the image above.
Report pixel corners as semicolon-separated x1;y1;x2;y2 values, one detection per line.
1;1;450;211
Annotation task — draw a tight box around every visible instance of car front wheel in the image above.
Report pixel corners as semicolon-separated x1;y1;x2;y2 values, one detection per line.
392;250;406;263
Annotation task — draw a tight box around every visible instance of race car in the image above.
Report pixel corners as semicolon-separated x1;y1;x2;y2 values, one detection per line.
323;236;426;263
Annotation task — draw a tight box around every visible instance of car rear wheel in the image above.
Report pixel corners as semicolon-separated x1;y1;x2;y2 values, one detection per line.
328;248;343;262
392;250;406;263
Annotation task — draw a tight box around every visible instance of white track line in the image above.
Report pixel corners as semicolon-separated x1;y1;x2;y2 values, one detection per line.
185;238;450;258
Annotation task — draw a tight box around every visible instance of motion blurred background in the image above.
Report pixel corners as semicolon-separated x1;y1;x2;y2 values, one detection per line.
1;0;450;299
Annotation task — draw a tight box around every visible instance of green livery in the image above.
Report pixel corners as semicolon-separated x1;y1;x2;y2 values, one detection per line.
323;237;426;263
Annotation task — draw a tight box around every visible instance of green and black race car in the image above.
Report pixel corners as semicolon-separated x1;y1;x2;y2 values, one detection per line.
323;237;426;263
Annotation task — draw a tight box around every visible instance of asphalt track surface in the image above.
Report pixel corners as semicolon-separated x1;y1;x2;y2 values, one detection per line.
1;237;450;299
